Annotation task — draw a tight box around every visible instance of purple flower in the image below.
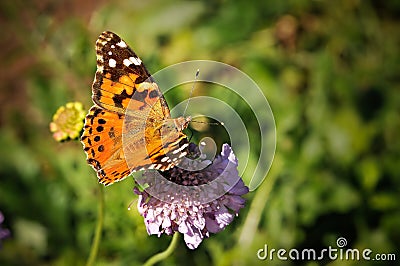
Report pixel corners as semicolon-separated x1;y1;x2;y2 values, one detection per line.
134;143;249;249
0;211;10;247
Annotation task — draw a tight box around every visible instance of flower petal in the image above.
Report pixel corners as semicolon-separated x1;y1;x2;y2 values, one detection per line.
133;144;249;249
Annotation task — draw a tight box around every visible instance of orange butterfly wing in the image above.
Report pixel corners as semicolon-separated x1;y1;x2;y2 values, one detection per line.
81;106;129;185
81;31;190;186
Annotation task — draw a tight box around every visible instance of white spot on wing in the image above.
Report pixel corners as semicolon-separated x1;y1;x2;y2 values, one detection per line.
111;44;115;48
98;39;107;46
181;143;189;150
109;58;116;67
172;143;189;154
178;151;187;158
129;56;141;66
117;40;127;48
161;157;170;163
108;51;112;55
123;58;132;67
122;57;141;67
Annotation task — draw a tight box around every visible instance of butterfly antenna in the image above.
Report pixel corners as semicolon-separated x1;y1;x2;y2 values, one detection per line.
191;120;224;126
183;69;200;117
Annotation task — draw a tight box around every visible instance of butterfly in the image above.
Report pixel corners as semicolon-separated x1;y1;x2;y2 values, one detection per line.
81;31;191;186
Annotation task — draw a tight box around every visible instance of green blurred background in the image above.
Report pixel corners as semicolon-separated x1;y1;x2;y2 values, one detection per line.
1;0;399;265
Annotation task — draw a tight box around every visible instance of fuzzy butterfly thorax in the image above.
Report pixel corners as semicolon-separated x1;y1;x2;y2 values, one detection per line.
81;31;190;186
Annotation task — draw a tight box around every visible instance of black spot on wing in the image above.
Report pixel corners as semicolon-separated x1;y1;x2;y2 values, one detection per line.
134;89;148;102
112;89;131;109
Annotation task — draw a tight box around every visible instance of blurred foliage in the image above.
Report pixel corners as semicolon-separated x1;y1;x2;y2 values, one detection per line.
1;0;399;265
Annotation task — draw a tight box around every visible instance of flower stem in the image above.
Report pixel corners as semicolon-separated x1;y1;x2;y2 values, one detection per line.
86;184;104;266
143;233;180;266
237;154;282;246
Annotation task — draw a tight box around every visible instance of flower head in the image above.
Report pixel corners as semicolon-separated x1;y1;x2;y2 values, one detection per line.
134;143;249;249
50;102;86;142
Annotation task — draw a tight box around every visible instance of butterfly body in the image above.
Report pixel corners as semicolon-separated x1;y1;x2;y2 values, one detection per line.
81;31;190;185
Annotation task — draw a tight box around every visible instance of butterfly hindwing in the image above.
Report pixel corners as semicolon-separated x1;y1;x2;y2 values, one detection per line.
81;106;130;185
